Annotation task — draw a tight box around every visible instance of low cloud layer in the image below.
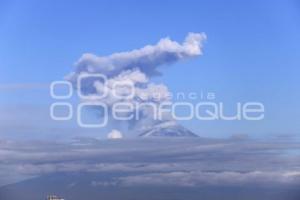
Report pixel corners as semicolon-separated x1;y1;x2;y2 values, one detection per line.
1;137;300;187
120;170;300;187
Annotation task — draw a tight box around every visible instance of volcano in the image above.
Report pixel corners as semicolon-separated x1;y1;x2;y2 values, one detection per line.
138;121;198;137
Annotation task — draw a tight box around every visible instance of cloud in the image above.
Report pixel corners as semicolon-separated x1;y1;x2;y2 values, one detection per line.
107;129;123;139
66;33;206;133
68;32;206;79
1;138;300;187
91;180;117;187
119;170;300;187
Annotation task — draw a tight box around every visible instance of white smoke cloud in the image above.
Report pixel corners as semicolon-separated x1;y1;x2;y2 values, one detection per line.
66;33;206;134
107;129;123;139
68;32;206;79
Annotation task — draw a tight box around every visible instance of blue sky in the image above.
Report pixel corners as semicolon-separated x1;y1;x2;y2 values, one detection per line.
0;0;300;139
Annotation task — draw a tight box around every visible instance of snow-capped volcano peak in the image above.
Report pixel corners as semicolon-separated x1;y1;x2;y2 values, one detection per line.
138;121;198;137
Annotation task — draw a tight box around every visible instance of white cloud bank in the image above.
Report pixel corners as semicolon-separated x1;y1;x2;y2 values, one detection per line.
1;138;300;187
